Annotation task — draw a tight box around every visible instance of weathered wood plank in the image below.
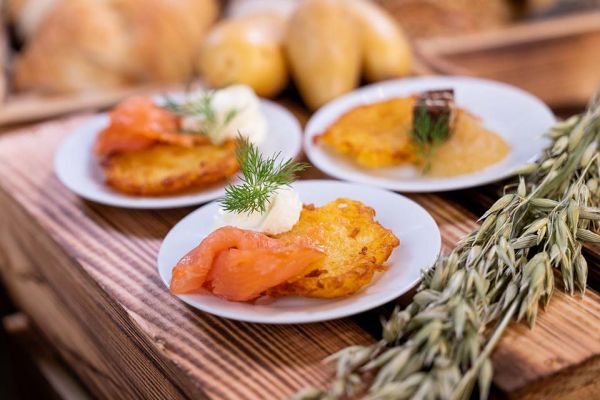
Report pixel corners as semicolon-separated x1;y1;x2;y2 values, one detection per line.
0;185;193;399
0;117;373;399
493;291;600;399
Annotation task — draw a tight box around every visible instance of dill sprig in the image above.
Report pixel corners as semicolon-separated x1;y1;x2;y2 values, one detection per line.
161;91;238;141
220;136;309;214
163;92;216;124
411;108;451;173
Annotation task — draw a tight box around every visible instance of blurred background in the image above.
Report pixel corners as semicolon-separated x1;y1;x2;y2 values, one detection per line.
0;0;599;398
0;0;599;127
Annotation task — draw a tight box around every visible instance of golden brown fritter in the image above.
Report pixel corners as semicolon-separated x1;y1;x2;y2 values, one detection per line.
102;141;238;196
270;198;400;298
316;97;419;168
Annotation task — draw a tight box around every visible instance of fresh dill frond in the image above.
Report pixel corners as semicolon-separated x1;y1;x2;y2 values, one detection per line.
162;95;183;114
220;136;309;214
223;108;238;126
161;91;238;141
411;108;451;173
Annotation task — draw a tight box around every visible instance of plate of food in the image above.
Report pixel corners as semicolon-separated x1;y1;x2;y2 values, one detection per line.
54;85;302;208
157;140;441;323
304;76;556;192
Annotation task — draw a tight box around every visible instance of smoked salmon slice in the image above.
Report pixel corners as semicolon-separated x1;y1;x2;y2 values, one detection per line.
207;247;325;301
95;97;209;158
169;226;324;301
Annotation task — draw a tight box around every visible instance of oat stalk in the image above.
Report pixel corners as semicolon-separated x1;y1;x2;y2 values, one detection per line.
294;86;600;400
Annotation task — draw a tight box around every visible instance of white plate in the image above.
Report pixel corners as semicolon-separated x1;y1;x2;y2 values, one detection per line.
54;99;302;209
304;76;556;192
157;180;441;324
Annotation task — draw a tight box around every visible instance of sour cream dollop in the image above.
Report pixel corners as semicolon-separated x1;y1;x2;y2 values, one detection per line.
181;84;267;145
215;186;302;235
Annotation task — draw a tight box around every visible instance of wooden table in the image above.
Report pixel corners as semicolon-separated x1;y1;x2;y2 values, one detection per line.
0;114;599;399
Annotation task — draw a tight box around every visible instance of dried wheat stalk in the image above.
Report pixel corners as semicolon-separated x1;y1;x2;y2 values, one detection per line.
296;89;600;400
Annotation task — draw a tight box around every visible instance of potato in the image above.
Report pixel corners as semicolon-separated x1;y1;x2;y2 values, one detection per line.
199;13;288;98
269;198;400;298
102;142;238;196
345;0;412;82
285;0;361;110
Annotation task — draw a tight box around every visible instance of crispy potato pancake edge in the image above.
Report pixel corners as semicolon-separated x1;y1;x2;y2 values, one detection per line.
269;198;400;298
315;97;419;168
102;142;239;196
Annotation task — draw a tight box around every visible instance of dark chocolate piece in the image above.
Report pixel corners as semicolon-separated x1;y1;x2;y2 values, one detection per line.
413;89;456;141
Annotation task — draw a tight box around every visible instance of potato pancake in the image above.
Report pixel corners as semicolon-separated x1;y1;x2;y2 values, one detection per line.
102;141;238;196
316;97;418;168
269;198;400;298
316;96;510;176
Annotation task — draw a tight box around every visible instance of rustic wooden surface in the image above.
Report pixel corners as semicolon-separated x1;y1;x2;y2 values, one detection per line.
417;11;600;109
0;115;599;399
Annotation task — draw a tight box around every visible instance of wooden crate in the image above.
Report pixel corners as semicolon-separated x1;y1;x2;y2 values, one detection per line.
416;11;600;109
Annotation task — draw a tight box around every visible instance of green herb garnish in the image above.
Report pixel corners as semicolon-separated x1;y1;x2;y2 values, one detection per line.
411;107;451;173
163;92;216;122
162;90;238;143
220;136;309;214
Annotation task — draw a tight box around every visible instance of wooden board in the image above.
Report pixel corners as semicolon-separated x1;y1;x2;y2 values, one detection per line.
416;11;600;109
0;115;598;399
0;86;167;128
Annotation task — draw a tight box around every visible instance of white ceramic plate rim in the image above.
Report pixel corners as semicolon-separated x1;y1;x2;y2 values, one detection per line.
157;180;442;324
304;76;556;193
54;99;303;209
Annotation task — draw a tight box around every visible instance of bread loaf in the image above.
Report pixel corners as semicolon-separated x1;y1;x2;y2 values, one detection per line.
344;0;412;82
9;0;218;94
285;0;362;110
